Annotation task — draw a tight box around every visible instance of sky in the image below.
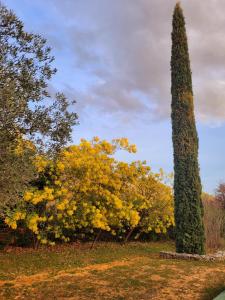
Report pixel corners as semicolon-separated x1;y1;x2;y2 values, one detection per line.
2;0;225;194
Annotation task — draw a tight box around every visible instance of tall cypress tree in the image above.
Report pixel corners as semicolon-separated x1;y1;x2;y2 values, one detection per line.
171;3;205;254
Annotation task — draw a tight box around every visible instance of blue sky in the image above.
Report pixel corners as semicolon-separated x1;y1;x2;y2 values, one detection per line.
3;0;225;194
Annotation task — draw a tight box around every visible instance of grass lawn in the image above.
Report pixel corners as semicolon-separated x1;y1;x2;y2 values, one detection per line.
0;241;225;300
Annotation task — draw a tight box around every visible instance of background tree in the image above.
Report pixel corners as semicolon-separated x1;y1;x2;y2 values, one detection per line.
0;3;78;215
171;3;205;254
202;192;225;250
215;183;225;209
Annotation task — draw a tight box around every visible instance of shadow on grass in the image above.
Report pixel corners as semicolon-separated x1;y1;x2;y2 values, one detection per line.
202;284;225;300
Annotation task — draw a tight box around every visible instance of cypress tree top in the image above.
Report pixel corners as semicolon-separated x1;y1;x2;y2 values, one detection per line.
171;2;193;97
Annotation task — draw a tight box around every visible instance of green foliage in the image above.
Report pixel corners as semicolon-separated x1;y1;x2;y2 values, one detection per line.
171;3;205;254
0;137;36;218
0;4;78;214
0;3;78;150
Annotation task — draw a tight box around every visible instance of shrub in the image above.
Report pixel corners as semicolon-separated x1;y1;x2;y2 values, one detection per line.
4;138;174;246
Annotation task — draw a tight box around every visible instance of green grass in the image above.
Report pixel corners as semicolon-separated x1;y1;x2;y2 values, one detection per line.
0;241;225;299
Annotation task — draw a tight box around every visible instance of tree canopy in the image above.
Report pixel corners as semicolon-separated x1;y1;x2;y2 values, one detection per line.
0;3;78;214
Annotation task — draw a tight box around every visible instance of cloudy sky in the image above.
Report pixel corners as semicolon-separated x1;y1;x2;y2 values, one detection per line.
3;0;225;193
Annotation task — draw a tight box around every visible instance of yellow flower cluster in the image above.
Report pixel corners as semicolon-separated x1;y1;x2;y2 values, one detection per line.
34;155;49;173
92;210;110;231
129;211;141;227
14;137;36;156
24;187;55;205
27;214;46;233
5;211;26;229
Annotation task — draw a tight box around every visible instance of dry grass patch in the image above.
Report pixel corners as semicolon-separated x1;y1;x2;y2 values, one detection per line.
0;242;225;300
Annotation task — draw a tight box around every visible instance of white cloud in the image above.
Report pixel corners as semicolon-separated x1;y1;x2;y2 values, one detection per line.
28;0;225;124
